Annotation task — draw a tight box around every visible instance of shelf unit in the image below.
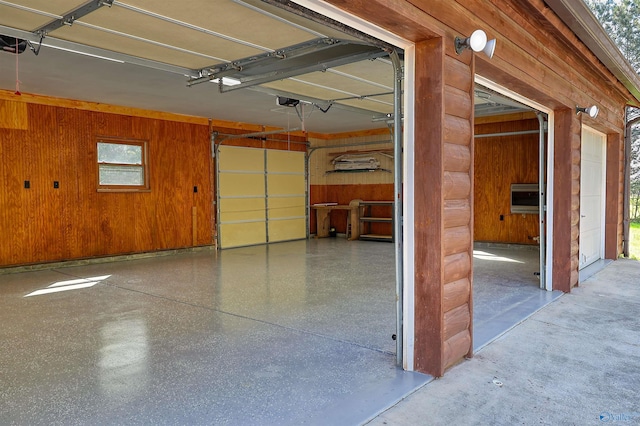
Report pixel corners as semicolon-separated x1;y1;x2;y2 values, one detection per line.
358;201;393;242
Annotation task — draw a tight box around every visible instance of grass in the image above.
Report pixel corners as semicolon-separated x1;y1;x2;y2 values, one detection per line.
630;221;640;260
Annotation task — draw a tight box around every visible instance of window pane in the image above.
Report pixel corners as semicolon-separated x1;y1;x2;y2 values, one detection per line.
98;142;142;165
99;165;144;186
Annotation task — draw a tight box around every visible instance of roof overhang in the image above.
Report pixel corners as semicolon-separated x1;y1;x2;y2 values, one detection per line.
545;0;640;105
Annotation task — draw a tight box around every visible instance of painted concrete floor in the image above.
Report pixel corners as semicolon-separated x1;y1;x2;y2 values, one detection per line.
0;239;555;425
473;244;563;350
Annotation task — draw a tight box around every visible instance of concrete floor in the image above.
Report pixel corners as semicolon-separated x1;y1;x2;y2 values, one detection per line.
368;258;640;425
0;239;554;425
473;244;562;350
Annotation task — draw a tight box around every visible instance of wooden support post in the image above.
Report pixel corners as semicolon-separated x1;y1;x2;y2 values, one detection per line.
605;132;623;259
553;108;581;291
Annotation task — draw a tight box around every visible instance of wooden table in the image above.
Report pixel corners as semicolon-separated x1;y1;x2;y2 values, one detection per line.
311;203;360;239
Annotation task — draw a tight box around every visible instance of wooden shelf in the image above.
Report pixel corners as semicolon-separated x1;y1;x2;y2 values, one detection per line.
358;201;393;242
360;217;392;223
360;233;393;242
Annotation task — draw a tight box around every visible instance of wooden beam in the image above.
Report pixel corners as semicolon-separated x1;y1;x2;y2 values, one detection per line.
552;108;579;292
413;37;445;376
605;132;623;259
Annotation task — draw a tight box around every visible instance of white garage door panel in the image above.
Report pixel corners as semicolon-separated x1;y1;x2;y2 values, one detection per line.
579;127;605;269
267;175;307;195
218;146;306;248
268;197;306;219
220;222;267;248
218;146;268;248
219;198;266;222
266;150;305;173
218;173;265;197
268;218;307;242
266;150;306;243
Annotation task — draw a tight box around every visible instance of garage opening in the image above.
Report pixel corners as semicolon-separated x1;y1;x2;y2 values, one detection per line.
472;80;562;350
0;1;425;423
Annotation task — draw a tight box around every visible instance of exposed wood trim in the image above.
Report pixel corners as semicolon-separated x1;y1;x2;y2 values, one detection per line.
0;90;209;126
322;0;443;41
475;112;538;124
605;132;622;259
0;90;310;138
307;128;391;140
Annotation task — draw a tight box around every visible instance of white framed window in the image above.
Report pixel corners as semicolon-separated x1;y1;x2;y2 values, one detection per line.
97;137;149;192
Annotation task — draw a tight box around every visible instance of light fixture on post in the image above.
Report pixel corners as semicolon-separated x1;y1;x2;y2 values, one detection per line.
455;29;496;59
576;105;599;118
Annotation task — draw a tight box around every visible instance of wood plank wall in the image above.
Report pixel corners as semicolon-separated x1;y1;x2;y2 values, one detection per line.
0;99;213;267
474;117;540;244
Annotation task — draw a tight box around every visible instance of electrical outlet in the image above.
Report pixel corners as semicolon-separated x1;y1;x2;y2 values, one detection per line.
53;181;59;189
499;214;504;221
24;180;30;189
193;186;198;193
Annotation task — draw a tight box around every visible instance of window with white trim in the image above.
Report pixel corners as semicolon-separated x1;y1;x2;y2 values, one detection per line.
97;138;149;191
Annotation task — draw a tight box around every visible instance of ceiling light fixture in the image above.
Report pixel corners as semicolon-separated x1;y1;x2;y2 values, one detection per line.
455;29;496;59
43;43;124;63
210;77;242;86
576;105;599;118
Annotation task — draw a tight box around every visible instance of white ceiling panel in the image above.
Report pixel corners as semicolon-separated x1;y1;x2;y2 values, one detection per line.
119;0;319;50
2;0;85;17
71;6;264;65
294;70;392;99
0;0;406;132
0;5;53;31
50;24;223;69
331;59;394;88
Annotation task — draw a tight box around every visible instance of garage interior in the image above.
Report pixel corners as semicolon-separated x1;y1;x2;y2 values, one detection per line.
0;0;563;423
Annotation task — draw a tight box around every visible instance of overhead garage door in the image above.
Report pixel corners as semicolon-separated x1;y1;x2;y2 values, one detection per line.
266;150;307;243
579;126;606;269
217;146;306;249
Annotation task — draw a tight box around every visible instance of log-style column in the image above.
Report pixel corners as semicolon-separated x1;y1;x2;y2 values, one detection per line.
414;37;474;377
553;108;581;292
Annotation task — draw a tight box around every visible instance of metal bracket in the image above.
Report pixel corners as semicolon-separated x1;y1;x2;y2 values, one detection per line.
33;0;114;37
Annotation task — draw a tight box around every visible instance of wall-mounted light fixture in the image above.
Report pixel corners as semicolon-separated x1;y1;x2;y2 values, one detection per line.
455;29;496;58
576;105;599;118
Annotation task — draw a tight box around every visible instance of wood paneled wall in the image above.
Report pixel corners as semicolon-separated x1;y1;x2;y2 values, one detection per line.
0;99;213;267
474;118;540;244
308;133;394;235
309;183;394;235
308;135;393;186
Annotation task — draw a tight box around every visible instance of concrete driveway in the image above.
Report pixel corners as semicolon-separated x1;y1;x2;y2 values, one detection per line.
368;258;640;425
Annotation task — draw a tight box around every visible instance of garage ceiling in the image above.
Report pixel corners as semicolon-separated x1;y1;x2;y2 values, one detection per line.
0;0;528;133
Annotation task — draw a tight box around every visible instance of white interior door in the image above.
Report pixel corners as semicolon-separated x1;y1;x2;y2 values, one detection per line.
579;126;606;269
